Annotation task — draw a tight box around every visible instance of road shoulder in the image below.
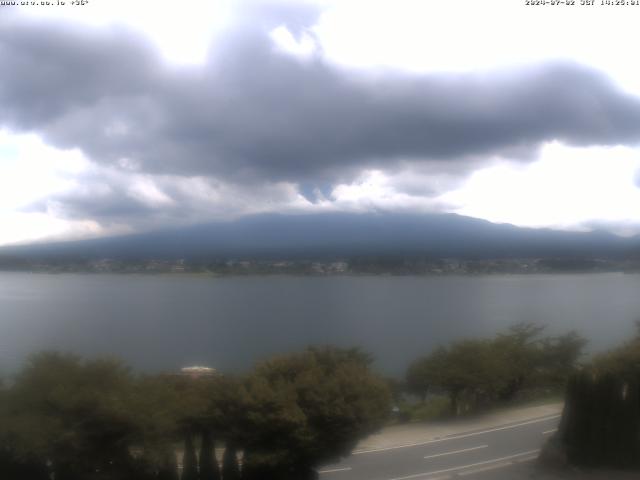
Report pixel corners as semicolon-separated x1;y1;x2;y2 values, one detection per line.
354;402;563;454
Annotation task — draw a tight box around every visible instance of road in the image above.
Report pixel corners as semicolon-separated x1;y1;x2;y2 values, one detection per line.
318;414;560;480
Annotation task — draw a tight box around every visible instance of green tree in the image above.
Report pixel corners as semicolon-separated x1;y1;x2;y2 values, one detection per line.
405;357;432;402
546;324;637;469
156;451;179;480
592;324;640;380
538;330;587;385
181;432;198;480
199;430;220;480
240;347;391;479
221;443;240;480
128;375;184;478
437;340;509;414
130;372;237;479
0;377;49;480
199;375;246;447
6;352;138;480
494;322;546;400
407;323;587;414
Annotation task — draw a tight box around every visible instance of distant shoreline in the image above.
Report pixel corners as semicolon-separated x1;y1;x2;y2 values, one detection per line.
2;254;640;277
1;269;639;277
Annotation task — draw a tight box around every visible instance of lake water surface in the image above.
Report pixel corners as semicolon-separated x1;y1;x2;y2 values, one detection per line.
1;272;638;376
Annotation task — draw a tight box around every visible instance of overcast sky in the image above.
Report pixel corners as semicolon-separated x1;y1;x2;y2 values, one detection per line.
2;0;640;245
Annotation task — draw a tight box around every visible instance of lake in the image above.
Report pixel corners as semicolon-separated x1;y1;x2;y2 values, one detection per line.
0;272;638;376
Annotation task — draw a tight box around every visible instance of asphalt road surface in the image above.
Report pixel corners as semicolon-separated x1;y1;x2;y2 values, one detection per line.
318;414;561;480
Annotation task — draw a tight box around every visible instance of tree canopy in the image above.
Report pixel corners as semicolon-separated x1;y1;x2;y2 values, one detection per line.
405;323;586;415
0;347;391;480
3;352;139;480
240;347;391;479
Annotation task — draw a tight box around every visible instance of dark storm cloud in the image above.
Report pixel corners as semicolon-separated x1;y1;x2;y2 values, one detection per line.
26;178;160;223
2;3;640;186
24;165;303;227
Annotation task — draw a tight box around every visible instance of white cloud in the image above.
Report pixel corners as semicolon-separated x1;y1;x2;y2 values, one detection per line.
270;25;318;58
316;0;640;94
14;0;640;90
0;131;85;205
4;1;640;244
323;169;442;213
16;0;233;64
0;127;313;246
4;129;640;245
439;142;640;233
0;130;99;245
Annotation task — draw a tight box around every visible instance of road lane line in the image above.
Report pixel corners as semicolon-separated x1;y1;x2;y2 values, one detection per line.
318;467;352;474
458;452;537;475
514;454;539;463
542;428;557;435
423;445;488;459
353;415;560;455
457;461;511;476
386;449;540;480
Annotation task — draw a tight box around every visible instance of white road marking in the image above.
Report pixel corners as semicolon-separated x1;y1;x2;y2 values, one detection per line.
542;428;557;435
386;449;540;480
318;467;353;474
457;461;512;476
423;445;488;459
514;454;540;463
458;452;538;475
352;415;560;455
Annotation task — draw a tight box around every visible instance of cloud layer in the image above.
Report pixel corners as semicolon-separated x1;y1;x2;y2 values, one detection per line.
2;1;640;239
3;6;640;179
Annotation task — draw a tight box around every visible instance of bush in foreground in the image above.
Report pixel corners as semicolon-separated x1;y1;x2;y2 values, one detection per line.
0;347;391;480
557;325;640;469
239;347;391;479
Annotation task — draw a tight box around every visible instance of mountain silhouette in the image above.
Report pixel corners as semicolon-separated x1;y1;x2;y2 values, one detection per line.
2;212;637;260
